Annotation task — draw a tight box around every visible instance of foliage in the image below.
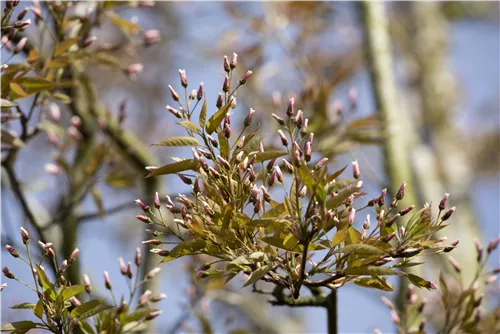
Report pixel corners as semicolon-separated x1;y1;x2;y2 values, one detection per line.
2;228;164;334
135;57;459;305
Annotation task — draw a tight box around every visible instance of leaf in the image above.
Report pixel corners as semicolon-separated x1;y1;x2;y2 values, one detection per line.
332;227;348;247
146;159;199;178
1;129;25;148
354;277;394;291
1;321;37;333
262;236;302;253
199;99;207;129
71;299;109;319
90;188;104;218
106;12;141;37
34;299;43;319
61;285;85;301
105;171;136;188
439;272;449;308
344;266;401;276
326;164;349;182
262;203;286;218
9;82;28;98
243;263;273;287
254;151;288;163
177;120;200;133
407;274;435;290
326;182;360;210
78;320;96;334
18;77;54;92
0;99;18;108
206;101;232;134
9;303;35;310
54;38;79;57
52;93;72;104
336;244;387;256
297;165;326;203
151;136;200;147
161;240;207;262
35;264;55;300
123;308;153;324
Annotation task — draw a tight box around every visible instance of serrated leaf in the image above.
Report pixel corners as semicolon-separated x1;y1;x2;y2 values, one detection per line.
9;303;35;310
151;136;200;147
206;101;232;134
0;99;18;108
354;277;394;291
199;99;207;129
1;321;38;333
177;120;200;133
146;159;199;178
243;263;273;287
54;38;79;57
254;151;288;163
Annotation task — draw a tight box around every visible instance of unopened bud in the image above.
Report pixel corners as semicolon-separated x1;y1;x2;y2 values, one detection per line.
144;29;160;46
315;158;328;171
239;70;253;85
69;248;79;263
145;310;163;321
399;205;414;216
135;199;150;212
282;159;294;173
83;274;92;293
166;105;182;118
135;247;142;266
104;271;112;289
223;55;230;72
386;214;400;227
272;113;285;126
244;108;255;126
439;193;449;211
125;63;143;80
119;257;127;275
487;237;500;254
5;245;19;258
2;267;14;279
59;260;68;273
295;110;304;128
396;182;406;201
351;160;360;179
197;82;204;101
147;267;161;279
363;215;371;230
441;207;455;221
448;256;461;273
286;98;295;117
304;142;312;162
83;36;97;48
230;52;237;69
168;85;180;102
20;227;29;244
14;19;31;29
178;69;188;88
216;92;223;108
278;130;288;146
348;208;356;225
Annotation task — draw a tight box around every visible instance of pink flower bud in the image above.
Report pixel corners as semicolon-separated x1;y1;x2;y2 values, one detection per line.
68;126;82;141
301;118;309;136
282;159;294;172
139;289;152;305
45;163;61;175
222;75;230;93
487;237;500;254
390;310;400;324
223;55;230;73
239;70;253;85
244;108;255;126
268;170;276;187
363;215;371;230
441;207;455;221
142;239;162;246
13;36;27;54
381;296;395;309
104;271;112;289
304;141;312;162
14;19;31;29
135;247;142;266
386;214;400;227
439;193;449;211
1;283;7;292
135;199;150;212
430;282;438;289
275;166;284;183
399;205;414;216
166;105;182;118
119;257;127;275
136;215;152;224
295;110;304;128
254;199;261;214
314;158;328;170
145;310;163;321
286;98;295;117
151;293;167;302
59;260;68;273
147;267;161;279
145;166;158;173
5;245;19;258
83;274;92;293
448;256;461;273
17;7;28;20
20;227;29;244
351;161;360;179
125;63;143;80
348;208;356;225
69;248;79;263
278;130;288;146
230;52;237;69
82;36;96;48
2;267;14;279
216;92;223;108
378;188;387;206
197;82;204;101
153;192;160;209
168;85;180;102
144;29;160;46
261;186;271;202
151;248;170;256
272;113;285;126
348;87;358;107
178;69;188;88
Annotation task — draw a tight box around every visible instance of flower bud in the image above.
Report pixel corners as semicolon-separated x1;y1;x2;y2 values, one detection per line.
135;199;150;212
59;260;68;273
166;105;182;118
348;87;358;108
272;113;285;126
142;239;162;246
223;55;230;72
83;274;91;293
168;85;180;102
104;271;112;289
179;69;188;88
136;215;152;224
253;199;261;214
441;207;455;221
151;248;170;256
2;267;14;279
196;82;204;101
17;7;28;20
399;205;414;216
286;98;295;117
139;290;152;305
487;237;500;254
230;52;237;69
268;170;276;187
363;215;371;230
144;29;160;46
135;247;142;266
378;188;387;207
390;310;400;325
216;92;223;108
275;166;284;183
278;130;288;146
151;293;167;302
381;296;395;309
295;110;304;128
239;70;253;85
298;185;307;198
244;108;255;127
474;239;483;263
282;159;294;173
386;214;400;227
304;141;312;162
147;267;161;279
125;63;143;80
20;227;29;244
439;193;449;211
448;256;461;273
82;36;97;48
348;208;356;225
14;19;31;29
5;245;19;258
69;248;79;263
351;160;360;180
145;310;163;321
222;75;230;93
314;158;328;171
396;182;406;201
118;257;127;275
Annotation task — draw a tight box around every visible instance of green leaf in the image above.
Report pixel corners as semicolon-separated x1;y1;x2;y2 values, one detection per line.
262;203;286;219
0;129;24;148
262;236;302;253
34;299;43;319
161;240;207;263
146;159;199;178
177;120;200;133
199;99;207;129
206;101;232;134
0;99;18;108
106;12;141;37
18;77;55;93
297;165;326;203
326;182;360;210
151;136;200;147
326;164;348;182
243;263;273;287
254;151;288;163
344;266;401;276
9;303;35;310
332;227;348;247
123;308;154;324
35;264;55;300
51;93;72;104
1;321;38;333
71;299;109;319
78;320;96;334
354;277;394;291
336;243;387;256
407;274;436;290
61;285;85;301
54;38;79;57
439;272;449;309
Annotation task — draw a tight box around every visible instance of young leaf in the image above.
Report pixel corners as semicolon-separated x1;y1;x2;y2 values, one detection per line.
242;263;273;287
336;243;387;256
1;321;38;333
9;303;35;309
146;159;199;178
344;266;401;276
326;164;349;182
407;273;435;290
35;264;56;300
54;38;79;57
151;136;200;147
206;101;232;134
60;285;85;301
254;151;288;163
70;299;108;319
177;120;200;133
34;299;43;320
199;99;207;129
332;227;348;247
354;277;394;291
